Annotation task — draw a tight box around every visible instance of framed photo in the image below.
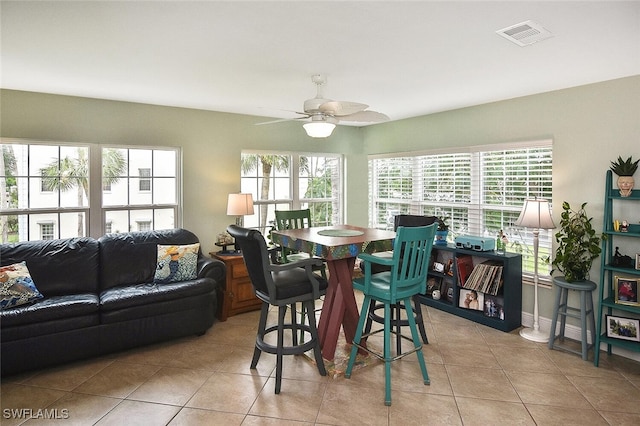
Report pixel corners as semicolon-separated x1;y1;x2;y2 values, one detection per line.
614;276;639;306
605;315;640;342
433;261;445;273
636;253;640;270
459;288;484;311
484;294;504;320
427;277;442;294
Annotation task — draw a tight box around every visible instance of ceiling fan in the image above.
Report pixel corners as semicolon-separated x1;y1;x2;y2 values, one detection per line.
259;74;390;138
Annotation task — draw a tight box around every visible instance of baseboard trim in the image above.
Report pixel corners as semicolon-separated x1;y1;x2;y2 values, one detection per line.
520;312;640;363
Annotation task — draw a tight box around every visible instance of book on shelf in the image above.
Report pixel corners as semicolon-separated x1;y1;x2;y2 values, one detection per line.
456;254;474;287
461;260;504;296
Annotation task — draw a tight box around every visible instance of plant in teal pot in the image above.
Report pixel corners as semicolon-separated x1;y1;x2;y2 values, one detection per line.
435;216;449;245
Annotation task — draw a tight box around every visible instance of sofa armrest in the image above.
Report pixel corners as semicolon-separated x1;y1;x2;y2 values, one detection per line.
197;255;226;288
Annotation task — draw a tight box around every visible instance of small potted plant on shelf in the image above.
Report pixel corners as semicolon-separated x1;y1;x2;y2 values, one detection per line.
435;216;449;245
551;201;603;283
610;155;639;197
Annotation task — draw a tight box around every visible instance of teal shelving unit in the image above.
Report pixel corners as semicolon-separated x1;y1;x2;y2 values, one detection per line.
594;170;640;366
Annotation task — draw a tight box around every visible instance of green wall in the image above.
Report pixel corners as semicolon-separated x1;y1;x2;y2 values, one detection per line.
2;75;639;325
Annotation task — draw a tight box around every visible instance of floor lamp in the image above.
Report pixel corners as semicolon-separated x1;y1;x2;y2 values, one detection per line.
515;198;556;342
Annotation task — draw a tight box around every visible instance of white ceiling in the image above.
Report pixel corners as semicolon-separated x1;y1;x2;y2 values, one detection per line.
2;1;639;126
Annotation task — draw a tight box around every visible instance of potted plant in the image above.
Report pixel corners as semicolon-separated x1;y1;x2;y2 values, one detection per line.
610;156;639;197
435;216;449;245
551;201;602;283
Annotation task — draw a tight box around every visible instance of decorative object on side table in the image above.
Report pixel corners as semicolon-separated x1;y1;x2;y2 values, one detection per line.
610;155;639;197
514;197;556;342
227;193;254;226
435;216;449;245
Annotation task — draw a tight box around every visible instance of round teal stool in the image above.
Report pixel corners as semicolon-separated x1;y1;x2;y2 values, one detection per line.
548;277;597;361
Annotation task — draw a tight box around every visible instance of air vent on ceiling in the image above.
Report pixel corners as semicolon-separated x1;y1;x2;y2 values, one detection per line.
496;20;553;46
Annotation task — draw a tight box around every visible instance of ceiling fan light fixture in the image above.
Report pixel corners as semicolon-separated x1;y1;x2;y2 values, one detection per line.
303;121;336;138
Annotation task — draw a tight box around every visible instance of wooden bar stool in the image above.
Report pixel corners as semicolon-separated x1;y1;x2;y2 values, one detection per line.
548;276;597;361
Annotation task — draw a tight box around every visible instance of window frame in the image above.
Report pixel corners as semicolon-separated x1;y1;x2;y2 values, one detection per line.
240;150;344;234
1;139;182;242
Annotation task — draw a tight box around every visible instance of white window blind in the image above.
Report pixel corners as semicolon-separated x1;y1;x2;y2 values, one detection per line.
369;140;553;279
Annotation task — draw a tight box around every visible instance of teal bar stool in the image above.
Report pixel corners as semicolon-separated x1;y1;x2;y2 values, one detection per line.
345;224;437;406
548;277;597;361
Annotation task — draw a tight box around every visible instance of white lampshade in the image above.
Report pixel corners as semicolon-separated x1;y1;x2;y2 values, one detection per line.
515;198;555;230
303;122;336;138
227;193;254;216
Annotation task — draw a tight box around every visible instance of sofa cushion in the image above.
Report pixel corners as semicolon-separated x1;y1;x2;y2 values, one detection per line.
0;294;99;327
0;237;100;296
0;262;44;310
100;278;216;312
153;243;200;284
98;229;201;291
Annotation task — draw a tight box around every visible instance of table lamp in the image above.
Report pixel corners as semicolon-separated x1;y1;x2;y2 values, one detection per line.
514;197;556;342
226;193;254;227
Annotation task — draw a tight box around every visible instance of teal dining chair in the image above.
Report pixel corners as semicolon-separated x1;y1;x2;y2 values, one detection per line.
345;223;437;406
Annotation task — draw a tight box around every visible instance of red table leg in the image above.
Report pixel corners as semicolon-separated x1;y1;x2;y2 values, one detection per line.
317;257;358;360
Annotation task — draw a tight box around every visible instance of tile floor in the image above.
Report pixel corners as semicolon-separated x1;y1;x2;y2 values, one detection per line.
2;294;640;426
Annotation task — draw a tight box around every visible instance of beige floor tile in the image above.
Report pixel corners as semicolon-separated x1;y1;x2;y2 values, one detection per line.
169;407;245;425
186;371;267;414
0;384;67;426
568;374;640;413
546;347;623;378
249;377;327;422
439;342;501;368
72;361;161;398
431;321;484;344
316;382;389;425
94;399;180;426
506;370;592;408
598;410;640;426
24;392;121;426
456;397;535;426
446;364;520;402
491;345;560;373
23;358;113;391
526;404;609;426
242;414;312;425
214;347;276;377
389;392;461;425
126;367;212;406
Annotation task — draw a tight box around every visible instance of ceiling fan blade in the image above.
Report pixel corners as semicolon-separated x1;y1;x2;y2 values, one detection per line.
339;110;390;123
255;115;310;126
319;100;368;116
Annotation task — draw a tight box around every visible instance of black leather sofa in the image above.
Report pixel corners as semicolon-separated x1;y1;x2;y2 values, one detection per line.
0;228;224;376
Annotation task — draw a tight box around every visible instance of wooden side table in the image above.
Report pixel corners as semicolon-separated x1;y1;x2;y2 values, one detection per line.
210;252;262;321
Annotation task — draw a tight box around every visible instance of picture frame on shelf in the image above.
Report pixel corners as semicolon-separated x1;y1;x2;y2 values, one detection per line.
614;276;639;306
605;315;640;342
427;277;442;295
458;288;484;311
636;253;640;270
484;294;504;319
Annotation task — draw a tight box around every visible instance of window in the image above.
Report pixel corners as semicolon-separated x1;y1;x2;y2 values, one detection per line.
1;140;181;242
369;140;553;280
240;151;343;233
137;220;151;232
39;222;54;240
138;168;151;191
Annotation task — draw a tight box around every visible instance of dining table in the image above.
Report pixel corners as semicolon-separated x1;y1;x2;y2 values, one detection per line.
270;224;396;361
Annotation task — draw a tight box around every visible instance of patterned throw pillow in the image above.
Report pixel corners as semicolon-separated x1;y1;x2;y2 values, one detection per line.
153;243;200;284
0;261;44;310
